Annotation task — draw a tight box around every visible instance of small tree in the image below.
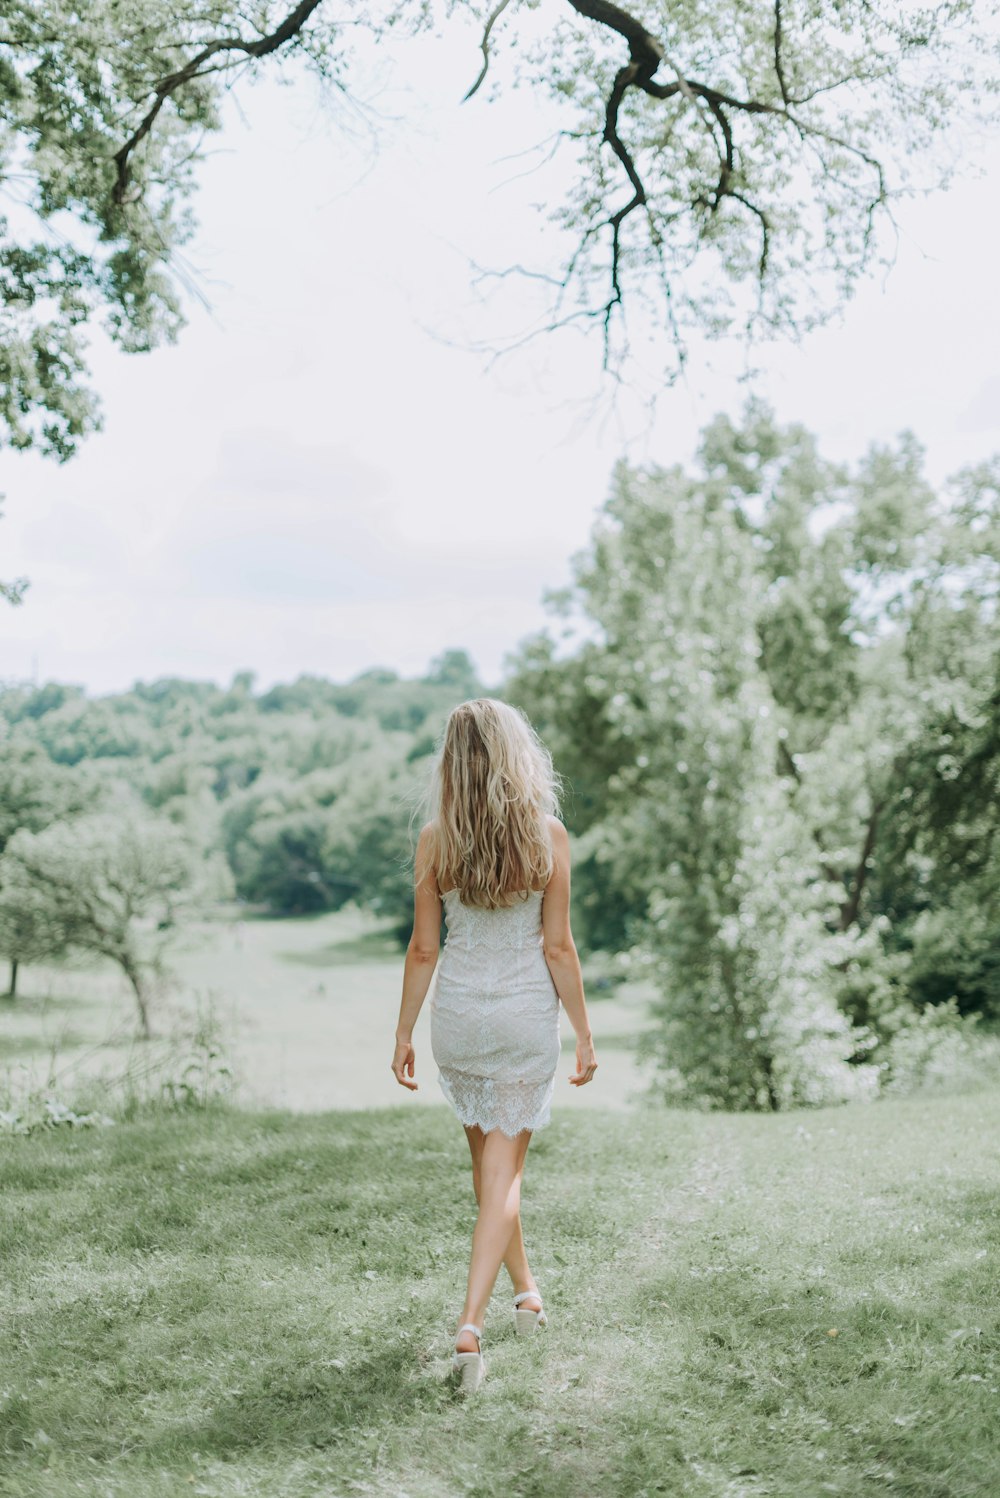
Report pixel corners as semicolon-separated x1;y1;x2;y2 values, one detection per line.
0;814;216;1036
0;873;67;997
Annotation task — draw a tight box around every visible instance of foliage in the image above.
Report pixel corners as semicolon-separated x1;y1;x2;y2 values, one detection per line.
219;740;419;925
157;996;235;1110
0;732;100;994
2;2;998;456
0;656;481;979
506;403;1000;1106
0;866;68;997
0;1092;114;1135
0;811;225;1035
879;997;1000;1096
0;735;96;851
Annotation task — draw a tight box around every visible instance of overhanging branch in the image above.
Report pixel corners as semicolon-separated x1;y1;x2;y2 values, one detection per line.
464;0;517;102
551;0;892;350
112;0;326;205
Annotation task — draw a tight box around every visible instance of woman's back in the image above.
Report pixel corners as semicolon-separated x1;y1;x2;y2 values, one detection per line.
440;887;545;950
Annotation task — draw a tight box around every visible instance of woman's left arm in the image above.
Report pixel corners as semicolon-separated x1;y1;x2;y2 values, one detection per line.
391;823;442;1092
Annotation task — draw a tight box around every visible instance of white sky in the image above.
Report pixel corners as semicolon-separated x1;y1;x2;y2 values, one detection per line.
2;25;999;696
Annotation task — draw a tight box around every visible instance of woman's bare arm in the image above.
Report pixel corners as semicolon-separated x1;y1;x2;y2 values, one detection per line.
391;823;442;1092
541;817;598;1087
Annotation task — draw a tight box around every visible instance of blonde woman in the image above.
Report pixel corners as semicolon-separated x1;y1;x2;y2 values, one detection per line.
391;697;597;1395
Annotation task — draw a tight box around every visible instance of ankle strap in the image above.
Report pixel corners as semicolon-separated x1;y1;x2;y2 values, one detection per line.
513;1292;542;1308
456;1322;482;1340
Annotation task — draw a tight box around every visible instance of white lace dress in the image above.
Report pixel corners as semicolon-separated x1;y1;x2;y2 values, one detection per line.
430;889;562;1137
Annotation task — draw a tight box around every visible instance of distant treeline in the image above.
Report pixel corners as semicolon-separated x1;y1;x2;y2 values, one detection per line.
0;649;484;944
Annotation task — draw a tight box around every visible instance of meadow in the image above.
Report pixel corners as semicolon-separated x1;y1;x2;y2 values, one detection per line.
1;1089;997;1498
2;918;998;1497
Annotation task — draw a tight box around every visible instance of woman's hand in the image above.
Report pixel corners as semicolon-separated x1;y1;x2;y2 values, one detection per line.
391;1039;418;1091
569;1036;598;1087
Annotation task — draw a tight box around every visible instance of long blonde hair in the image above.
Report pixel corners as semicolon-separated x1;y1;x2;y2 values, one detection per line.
427;698;560;908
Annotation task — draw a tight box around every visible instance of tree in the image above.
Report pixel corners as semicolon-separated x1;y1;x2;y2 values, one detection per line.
0;813;224;1035
425;649;482;698
505;404;1000;1103
533;456;873;1107
0;872;67;998
220;744;421;926
2;0;996;456
0;737;95;852
0;735;97;992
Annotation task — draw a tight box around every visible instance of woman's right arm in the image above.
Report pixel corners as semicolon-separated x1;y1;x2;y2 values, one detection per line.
541;817;598;1088
390;823;442;1092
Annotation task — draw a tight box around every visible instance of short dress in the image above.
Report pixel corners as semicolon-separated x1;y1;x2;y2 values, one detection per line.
430;888;562;1137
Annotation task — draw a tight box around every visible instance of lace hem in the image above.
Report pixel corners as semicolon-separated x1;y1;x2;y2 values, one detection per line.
437;1067;555;1138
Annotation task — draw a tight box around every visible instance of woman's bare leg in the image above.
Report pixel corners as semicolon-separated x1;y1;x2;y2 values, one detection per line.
456;1127;534;1352
463;1125;539;1300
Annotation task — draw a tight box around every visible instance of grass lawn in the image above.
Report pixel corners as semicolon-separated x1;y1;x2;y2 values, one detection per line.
1;1090;998;1498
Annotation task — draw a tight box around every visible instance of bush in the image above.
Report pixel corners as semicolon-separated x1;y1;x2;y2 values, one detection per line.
880;1000;1000;1096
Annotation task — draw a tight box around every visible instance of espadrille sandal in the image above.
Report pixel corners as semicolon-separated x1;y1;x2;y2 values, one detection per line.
452;1323;485;1395
513;1290;548;1337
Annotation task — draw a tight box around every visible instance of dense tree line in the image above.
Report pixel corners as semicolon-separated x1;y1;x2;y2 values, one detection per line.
0;650;482;1027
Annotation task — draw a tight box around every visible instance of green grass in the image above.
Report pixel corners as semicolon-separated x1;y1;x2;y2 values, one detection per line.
1;1091;998;1498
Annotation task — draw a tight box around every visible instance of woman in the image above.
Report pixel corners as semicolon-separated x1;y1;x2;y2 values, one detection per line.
391;697;598;1395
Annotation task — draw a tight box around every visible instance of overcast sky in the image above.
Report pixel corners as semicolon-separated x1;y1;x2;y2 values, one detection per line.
2;26;999;696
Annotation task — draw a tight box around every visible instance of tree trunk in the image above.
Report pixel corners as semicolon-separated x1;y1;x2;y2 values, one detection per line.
839;800;884;931
4;957;16;999
121;957;152;1039
758;1051;781;1112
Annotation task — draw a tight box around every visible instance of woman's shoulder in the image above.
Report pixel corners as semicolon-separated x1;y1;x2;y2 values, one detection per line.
545;814;569;845
414;821;438;878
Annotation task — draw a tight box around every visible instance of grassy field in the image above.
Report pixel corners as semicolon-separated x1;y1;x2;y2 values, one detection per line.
0;907;656;1115
1;1089;998;1498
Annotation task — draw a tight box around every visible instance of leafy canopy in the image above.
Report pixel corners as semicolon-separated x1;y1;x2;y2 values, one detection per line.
1;0;997;457
506;402;1000;1104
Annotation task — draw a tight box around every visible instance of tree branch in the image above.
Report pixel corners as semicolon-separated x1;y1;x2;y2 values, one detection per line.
464;0;517;102
773;0;791;106
112;0;326;205
839;799;884;931
557;0;893;347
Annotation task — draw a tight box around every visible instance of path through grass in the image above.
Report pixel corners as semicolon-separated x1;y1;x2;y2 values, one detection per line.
1;1091;998;1497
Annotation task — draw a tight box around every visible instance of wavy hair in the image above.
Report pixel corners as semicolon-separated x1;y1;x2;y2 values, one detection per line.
426;698;560;908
